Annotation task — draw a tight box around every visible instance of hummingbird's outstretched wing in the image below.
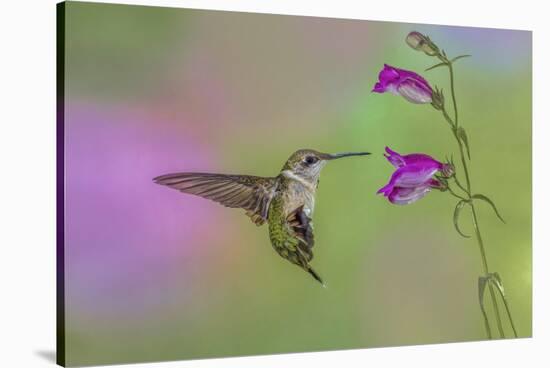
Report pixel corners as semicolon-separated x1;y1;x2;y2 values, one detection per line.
153;173;278;225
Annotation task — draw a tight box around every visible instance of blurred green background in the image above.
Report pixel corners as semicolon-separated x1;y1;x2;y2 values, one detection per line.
62;2;531;366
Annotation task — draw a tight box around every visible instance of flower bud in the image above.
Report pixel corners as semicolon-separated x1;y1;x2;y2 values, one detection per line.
405;31;439;57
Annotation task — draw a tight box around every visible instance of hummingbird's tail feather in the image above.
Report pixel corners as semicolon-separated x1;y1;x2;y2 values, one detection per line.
306;266;325;287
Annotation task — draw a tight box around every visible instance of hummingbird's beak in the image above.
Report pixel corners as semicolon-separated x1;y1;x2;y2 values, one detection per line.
325;151;371;160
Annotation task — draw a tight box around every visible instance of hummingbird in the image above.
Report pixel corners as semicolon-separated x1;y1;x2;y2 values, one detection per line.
153;149;370;286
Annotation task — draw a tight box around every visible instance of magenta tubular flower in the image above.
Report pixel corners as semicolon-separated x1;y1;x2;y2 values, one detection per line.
377;147;451;205
372;64;433;104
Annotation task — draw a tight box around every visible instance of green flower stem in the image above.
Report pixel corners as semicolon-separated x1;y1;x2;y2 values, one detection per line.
453;177;469;197
478;283;493;339
447;185;467;201
442;109;455;129
448;63;459;127
453;130;471;191
440;59;509;339
470;202;505;338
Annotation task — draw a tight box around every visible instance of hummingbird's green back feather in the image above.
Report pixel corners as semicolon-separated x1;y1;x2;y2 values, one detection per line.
268;178;323;285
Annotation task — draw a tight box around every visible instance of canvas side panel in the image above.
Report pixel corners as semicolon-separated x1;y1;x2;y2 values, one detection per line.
56;2;66;367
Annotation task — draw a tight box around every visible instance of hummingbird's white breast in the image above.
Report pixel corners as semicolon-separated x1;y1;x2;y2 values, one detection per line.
281;170;317;217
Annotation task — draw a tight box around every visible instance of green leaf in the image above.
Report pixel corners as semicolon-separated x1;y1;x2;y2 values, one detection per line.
453;199;471;238
478;276;488;307
472;194;506;223
457;127;471;159
451;54;471;63
489;272;505;296
425;62;447;71
488;272;519;337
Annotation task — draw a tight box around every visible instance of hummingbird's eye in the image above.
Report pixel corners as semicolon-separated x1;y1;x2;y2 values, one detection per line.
304;156;318;166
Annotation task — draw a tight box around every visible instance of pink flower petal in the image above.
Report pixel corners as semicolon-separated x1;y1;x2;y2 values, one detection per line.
388;185;432;205
397;78;433;104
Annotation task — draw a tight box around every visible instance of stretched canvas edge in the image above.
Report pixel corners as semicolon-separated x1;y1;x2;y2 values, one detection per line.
56;2;66;367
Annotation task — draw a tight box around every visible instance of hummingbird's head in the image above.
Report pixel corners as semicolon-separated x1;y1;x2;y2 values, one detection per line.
282;149;371;184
